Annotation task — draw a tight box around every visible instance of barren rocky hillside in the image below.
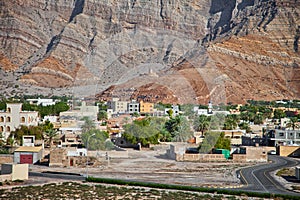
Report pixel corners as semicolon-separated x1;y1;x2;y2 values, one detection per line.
0;0;299;104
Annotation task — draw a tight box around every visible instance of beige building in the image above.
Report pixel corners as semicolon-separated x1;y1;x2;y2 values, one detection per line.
59;101;99;121
0;103;39;139
108;98;128;114
139;101;154;114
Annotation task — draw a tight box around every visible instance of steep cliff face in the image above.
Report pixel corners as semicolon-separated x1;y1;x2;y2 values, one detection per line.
0;0;299;104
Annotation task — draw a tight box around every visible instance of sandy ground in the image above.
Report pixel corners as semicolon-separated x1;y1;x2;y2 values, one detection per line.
30;147;252;188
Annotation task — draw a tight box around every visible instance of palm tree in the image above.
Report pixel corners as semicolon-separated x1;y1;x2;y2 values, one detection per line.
45;128;58;148
286;117;299;130
194;115;210;137
223;115;239;130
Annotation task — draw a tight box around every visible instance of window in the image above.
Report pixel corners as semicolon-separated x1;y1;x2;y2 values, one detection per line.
0;116;4;122
0;126;3;132
6;116;11;122
6;126;10;132
7;107;11;113
21;117;25;123
279;133;284;137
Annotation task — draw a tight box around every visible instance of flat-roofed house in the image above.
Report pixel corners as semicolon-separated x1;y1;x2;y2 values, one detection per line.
0;103;39;140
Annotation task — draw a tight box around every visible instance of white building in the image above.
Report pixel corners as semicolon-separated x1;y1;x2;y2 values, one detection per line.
26;98;57;106
127;100;139;114
0;103;39;139
165;105;180;117
270;129;300;146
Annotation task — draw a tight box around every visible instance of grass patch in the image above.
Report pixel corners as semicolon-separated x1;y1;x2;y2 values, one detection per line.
276;168;295;176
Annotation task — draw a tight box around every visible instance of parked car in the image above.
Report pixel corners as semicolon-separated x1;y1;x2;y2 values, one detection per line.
268;150;276;155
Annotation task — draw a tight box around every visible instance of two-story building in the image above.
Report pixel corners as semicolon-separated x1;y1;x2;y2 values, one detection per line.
127;100;139;114
139;101;154;115
269;129;300;146
108;98;128;114
0;103;39;139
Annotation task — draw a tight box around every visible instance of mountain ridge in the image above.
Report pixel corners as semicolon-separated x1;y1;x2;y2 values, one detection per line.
0;0;299;104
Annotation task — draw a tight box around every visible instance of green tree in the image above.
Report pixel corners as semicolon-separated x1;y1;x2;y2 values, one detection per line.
286;117;299;130
198;131;220;153
123;117;166;146
132;112;140;117
223;115;239;130
210;113;226;130
214;132;231;150
180;104;197;120
273;109;286;119
171;116;193;142
239;122;251;133
81;117;96;134
159;128;172;142
253;113;264;125
9;125;44;145
97;110;108;121
194;115;210;136
165;116;181;135
45;128;58;148
81;130;109;150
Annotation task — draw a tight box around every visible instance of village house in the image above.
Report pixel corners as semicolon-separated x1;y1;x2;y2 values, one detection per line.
139;100;154;115
26;98;57;106
127;100;139;114
0;103;39;140
107;98;128;114
269;129;300;146
59;101;99;121
164;105;180;117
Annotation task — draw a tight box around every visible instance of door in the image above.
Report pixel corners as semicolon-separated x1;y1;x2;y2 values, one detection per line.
20;154;33;164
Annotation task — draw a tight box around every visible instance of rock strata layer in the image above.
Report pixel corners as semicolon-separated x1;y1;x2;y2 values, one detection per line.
0;0;299;104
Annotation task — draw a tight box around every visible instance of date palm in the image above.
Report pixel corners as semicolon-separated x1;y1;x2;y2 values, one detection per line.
194;115;210;137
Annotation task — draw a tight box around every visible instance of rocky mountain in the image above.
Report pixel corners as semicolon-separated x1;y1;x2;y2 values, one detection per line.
0;0;299;104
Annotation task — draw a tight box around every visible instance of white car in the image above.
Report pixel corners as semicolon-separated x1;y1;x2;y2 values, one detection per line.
268;150;276;155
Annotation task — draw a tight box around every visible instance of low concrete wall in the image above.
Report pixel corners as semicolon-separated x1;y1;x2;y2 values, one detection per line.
89;150;129;158
0;154;13;164
177;153;226;162
279;146;300;157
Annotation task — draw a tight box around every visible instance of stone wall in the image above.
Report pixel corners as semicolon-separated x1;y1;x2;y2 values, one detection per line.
49;148;67;167
232;154;247;162
245;146;268;162
0;154;13;164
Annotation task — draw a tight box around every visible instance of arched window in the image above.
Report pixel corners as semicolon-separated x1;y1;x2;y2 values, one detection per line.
6;116;11;122
6;126;10;132
7;107;11;113
0;126;3;132
21;117;25;123
0;116;4;122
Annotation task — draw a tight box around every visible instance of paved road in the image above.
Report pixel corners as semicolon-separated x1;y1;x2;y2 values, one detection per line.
29;171;85;181
238;155;300;196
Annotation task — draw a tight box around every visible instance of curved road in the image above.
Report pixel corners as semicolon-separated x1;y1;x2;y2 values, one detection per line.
238;155;300;196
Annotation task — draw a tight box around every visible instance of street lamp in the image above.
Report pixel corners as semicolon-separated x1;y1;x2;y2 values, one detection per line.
86;133;95;178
